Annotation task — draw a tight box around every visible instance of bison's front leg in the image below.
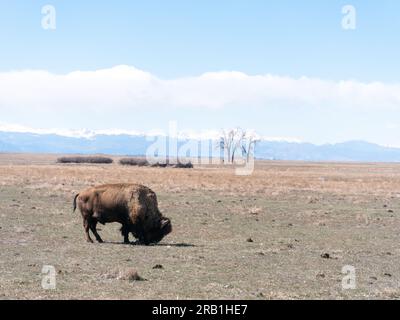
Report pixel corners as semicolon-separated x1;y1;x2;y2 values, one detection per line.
136;226;150;245
83;219;93;243
128;223;149;245
89;220;104;243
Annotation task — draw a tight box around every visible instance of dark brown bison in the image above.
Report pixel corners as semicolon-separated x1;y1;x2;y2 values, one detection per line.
73;184;172;245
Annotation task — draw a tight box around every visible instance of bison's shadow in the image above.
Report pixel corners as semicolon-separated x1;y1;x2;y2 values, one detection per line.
102;241;196;247
155;242;196;247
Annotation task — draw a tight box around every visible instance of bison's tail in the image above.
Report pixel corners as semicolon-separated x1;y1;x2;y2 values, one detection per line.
73;193;79;212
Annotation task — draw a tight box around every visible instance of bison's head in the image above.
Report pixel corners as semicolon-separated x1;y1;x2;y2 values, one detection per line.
146;217;172;244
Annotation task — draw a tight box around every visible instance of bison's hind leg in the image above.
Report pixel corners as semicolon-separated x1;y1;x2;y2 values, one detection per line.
120;224;130;244
89;219;103;243
83;218;93;243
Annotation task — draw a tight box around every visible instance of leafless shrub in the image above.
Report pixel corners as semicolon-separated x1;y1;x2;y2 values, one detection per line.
117;268;145;281
57;156;113;164
119;158;149;166
102;268;145;282
173;162;193;169
120;157;193;168
151;162;169;168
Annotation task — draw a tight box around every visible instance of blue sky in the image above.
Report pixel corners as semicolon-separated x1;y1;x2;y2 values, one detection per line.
1;0;399;80
0;1;399;146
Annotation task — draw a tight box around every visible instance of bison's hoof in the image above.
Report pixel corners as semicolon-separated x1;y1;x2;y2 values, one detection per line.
97;239;104;243
87;239;94;243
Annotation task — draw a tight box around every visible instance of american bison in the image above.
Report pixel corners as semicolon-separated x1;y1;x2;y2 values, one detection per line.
73;184;172;245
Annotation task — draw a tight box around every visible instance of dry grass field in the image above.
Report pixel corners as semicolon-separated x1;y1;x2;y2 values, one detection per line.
1;153;400;299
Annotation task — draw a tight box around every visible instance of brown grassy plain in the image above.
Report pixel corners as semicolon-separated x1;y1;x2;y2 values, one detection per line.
1;153;400;299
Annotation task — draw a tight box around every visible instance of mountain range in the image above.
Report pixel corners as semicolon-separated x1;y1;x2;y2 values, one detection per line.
1;131;400;162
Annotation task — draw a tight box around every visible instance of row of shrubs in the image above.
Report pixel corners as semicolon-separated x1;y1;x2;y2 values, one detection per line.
57;156;114;164
57;156;193;168
119;158;148;166
119;158;193;168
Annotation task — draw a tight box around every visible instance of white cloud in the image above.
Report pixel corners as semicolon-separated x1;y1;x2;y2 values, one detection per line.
0;65;399;113
386;123;398;130
1;65;400;147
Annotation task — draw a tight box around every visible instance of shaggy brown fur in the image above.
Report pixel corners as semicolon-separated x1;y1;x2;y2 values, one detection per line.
73;184;172;245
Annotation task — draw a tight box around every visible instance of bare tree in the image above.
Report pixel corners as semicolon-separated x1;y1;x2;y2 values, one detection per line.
218;127;255;163
241;132;260;162
218;129;235;163
231;129;246;163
